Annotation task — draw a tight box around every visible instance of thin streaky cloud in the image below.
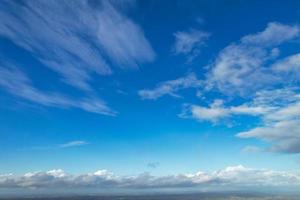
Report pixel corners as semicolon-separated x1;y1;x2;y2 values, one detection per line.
0;0;155;91
18;141;90;151
139;73;202;100
97;1;156;68
242;146;262;153
59;141;90;148
0;65;116;116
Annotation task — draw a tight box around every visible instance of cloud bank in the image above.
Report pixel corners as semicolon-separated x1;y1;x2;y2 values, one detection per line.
0;166;299;191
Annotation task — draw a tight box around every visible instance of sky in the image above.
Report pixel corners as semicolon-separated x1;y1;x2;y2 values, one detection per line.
0;0;300;196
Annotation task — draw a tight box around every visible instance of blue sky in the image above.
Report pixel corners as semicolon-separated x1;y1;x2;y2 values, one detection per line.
0;0;300;195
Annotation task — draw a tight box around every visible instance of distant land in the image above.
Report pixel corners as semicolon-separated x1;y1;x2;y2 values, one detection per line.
1;193;300;200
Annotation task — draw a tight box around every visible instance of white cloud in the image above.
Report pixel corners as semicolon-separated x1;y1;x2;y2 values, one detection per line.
241;22;300;46
252;87;300;107
0;166;299;190
192;22;300;153
230;105;273;115
179;86;300;153
0;0;155;91
272;53;300;80
59;141;89;148
265;101;300;122
181;101;229;123
179;85;300;153
173;29;210;61
206;44;276;95
214;165;299;186
206;22;300;95
0;66;116;116
97;1;155;68
236;88;300;153
180;99;274;123
139;73;202;100
237;119;300;153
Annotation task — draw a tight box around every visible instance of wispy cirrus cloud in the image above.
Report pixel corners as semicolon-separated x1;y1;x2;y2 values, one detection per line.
0;0;155;114
241;146;262;153
21;140;90;151
97;1;155;68
138;73;202;100
0;65;116;115
59;141;89;148
0;0;155;91
0;165;299;191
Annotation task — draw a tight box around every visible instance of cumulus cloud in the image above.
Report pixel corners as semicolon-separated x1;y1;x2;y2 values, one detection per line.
0;0;155;91
206;22;300;95
0;66;116;115
173;29;210;61
138;73;202;100
0;166;299;190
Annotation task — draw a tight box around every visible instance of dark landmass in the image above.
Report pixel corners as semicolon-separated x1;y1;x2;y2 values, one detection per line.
1;193;300;200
